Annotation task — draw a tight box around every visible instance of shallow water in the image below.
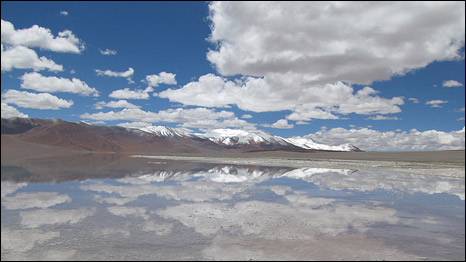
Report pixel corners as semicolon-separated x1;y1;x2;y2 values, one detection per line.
1;154;465;260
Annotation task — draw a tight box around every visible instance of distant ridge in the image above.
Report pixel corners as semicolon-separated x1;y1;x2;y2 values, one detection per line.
1;117;64;134
1;117;362;153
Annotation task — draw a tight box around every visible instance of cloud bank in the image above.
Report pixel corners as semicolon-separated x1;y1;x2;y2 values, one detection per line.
1;19;84;53
302;126;465;151
158;2;466;122
2;90;74;110
20;72;99;97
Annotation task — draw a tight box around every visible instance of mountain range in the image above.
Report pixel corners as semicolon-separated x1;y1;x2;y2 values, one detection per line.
1;117;361;155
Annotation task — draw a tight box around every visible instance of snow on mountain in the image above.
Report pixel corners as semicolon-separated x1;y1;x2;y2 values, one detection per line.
133;125;361;151
139;125;194;138
285;137;360;152
199;129;290;146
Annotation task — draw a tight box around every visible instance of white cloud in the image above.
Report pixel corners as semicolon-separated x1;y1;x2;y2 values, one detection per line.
426;99;448;108
159;73;238;108
60;10;69;16
81;108;157;122
20;72;99;96
241;114;252;119
442;80;464;87
1;45;63;72
109;86;153;100
95;67;134;78
1;19;84;53
304;126;465;151
100;48;117;55
159;74;404;118
286;107;339;122
94;100;140;109
145;72;177;87
1;103;29;118
171;2;465;120
207;2;464;84
263;119;294;129
2;90;74;110
81;107;256;131
408;97;420;103
366;115;400;120
296;121;310;125
95;67;134;83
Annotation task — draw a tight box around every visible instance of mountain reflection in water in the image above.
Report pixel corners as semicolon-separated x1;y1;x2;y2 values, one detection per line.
1;153;465;261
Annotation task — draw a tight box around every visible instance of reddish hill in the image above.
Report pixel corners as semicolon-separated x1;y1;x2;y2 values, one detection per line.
17;122;122;152
10;120;225;154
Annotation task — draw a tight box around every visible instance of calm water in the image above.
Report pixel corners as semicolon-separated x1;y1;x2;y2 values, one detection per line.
1;154;465;260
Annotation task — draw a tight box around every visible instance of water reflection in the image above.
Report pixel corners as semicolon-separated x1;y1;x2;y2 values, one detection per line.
1;154;465;260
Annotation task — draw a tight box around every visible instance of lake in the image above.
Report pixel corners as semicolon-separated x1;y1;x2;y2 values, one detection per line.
1;153;464;260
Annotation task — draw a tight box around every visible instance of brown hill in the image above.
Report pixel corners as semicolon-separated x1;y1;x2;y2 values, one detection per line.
7;119;225;155
1;117;360;157
17;122;122;152
1;117;63;134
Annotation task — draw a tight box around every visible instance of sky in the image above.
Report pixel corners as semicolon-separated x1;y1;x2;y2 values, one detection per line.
1;1;465;151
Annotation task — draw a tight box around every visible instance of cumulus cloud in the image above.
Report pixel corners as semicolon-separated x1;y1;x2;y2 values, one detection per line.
109;86;153;100
2;90;74;110
160;2;464;121
1;103;29;118
263;119;294;129
207;2;464;83
81;107;256;131
1;45;63;72
426;99;448;108
94;100;140;109
145;72;177;87
20;72;99;96
100;48;117;55
95;67;134;78
408;98;420;103
442;80;464;87
81;108;157;122
303;126;465;151
286;107;339;122
159;73;238;108
95;67;134;83
160;74;404;120
1;19;84;53
366;115;400;120
60;10;69;16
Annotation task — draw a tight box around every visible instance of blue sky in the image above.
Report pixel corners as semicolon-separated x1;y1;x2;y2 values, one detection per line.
1;2;465;150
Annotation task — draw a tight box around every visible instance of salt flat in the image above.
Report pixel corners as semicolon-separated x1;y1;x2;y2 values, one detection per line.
2;152;464;260
132;151;465;178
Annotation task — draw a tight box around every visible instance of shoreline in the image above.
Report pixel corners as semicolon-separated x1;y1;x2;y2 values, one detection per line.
131;154;465;178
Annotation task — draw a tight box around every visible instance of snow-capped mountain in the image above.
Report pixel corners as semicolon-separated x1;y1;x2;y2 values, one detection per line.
196;128;361;152
199;129;290;146
130;125;362;152
139;125;194;138
2;118;361;153
285;137;361;152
